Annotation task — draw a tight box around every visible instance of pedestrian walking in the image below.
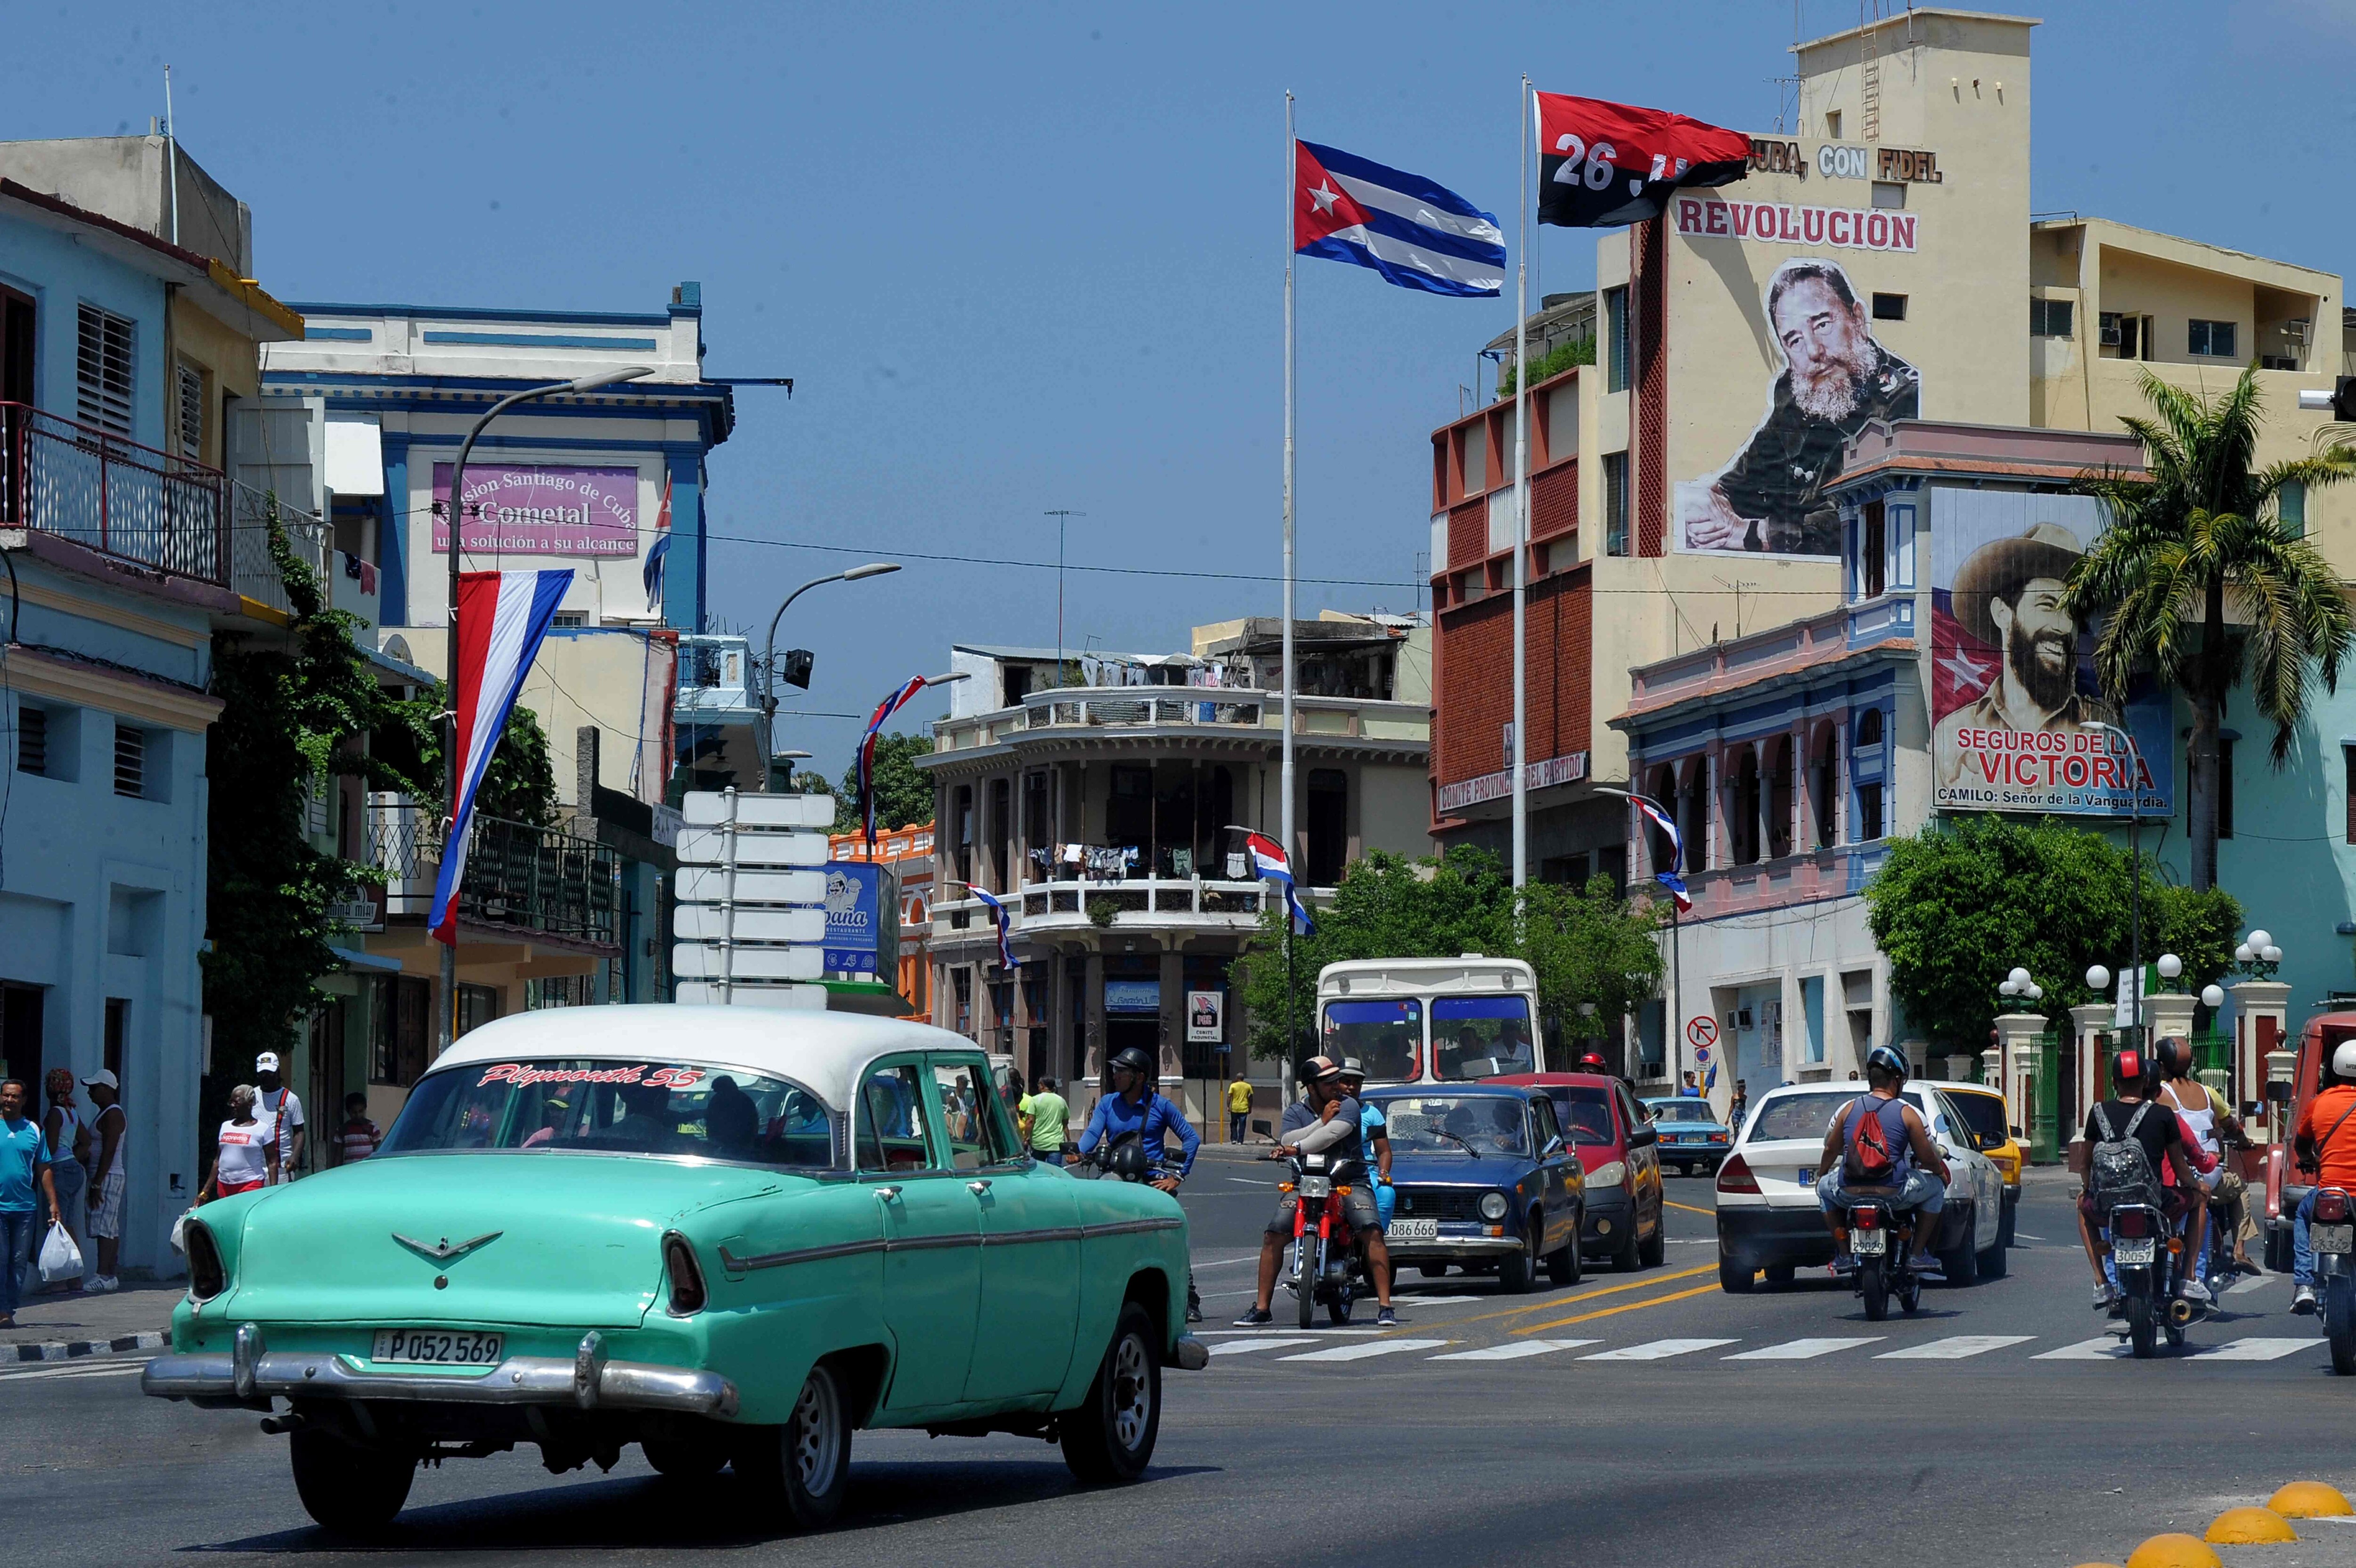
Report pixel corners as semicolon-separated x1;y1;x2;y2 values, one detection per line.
337;1093;381;1165
82;1069;126;1293
201;1086;281;1201
254;1052;306;1182
0;1078;61;1330
1019;1076;1070;1165
1729;1079;1751;1135
38;1068;90;1293
1226;1072;1255;1143
1679;1070;1702;1098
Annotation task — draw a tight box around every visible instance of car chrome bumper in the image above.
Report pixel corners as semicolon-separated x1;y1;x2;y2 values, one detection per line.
141;1327;738;1419
1383;1235;1524;1258
1169;1335;1210;1372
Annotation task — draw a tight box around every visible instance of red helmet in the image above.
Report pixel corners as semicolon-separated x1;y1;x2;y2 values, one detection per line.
1578;1052;1609;1072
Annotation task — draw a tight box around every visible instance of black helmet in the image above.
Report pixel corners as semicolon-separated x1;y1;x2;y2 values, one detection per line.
1105;1142;1150;1181
1109;1046;1154;1078
2155;1037;2193;1079
1865;1044;1909;1084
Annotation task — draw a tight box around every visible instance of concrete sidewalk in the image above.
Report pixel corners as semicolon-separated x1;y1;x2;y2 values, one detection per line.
3;1279;175;1363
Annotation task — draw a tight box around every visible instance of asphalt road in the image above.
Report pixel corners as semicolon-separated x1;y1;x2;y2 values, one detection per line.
11;1160;2356;1568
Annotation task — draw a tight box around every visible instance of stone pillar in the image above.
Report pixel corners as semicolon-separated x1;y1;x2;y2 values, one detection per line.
1943;1054;1980;1084
2232;980;2292;1137
1082;950;1107;1106
2070;1002;2114;1139
2144;991;2197;1055
1994;1012;2047;1143
1157;947;1186;1089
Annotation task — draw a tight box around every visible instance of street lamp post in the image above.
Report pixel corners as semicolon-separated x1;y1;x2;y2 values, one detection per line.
759;563;901;773
438;366;653;1054
2087;720;2147;1050
1596;784;1682;1085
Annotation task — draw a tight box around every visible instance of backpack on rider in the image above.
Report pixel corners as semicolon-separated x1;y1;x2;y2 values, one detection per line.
1840;1046;1913;1186
2086;1102;2166;1217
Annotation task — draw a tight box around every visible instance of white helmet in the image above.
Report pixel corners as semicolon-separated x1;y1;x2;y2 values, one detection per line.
2333;1040;2356;1083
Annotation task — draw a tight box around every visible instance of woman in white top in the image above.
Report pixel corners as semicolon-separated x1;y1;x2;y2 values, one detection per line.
201;1086;280;1201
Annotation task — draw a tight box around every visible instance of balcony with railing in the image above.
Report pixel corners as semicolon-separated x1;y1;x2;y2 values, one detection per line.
365;793;620;951
932;686;1429;754
0;402;228;587
932;876;1331;942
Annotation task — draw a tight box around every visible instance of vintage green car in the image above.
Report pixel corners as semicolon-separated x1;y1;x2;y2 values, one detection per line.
143;1006;1207;1533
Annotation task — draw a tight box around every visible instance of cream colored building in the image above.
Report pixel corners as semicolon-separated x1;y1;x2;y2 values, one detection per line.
1429;7;2351;913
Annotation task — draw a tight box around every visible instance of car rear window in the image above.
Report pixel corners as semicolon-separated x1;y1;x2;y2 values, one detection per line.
381;1059;840;1168
1647;1101;1716;1124
1747;1091;1857;1143
1942;1090;2007;1142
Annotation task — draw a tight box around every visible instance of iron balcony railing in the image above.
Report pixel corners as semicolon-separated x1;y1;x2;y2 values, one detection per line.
228;482;333;618
365;794;620;950
0;402;228;586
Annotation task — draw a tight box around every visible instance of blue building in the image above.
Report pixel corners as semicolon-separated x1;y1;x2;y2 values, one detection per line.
0;160;306;1278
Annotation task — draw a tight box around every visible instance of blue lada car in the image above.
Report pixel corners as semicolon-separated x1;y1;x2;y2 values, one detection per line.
1643;1096;1734;1177
1364;1084;1586;1293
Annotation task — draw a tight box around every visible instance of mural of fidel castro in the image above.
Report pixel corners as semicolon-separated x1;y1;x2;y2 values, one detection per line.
1680;258;1920;556
1933;521;2121;789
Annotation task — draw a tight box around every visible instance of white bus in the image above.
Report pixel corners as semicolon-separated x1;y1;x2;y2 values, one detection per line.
1315;955;1544;1086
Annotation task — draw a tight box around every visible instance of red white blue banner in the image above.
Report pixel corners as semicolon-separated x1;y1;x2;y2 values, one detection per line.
430;568;575;944
1243;832;1317;935
858;675;930;852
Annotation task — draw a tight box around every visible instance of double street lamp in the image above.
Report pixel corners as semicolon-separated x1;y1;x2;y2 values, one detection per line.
759;565;902;783
438;365;654;1053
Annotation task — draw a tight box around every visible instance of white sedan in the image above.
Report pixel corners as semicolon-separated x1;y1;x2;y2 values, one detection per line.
1713;1081;2009;1292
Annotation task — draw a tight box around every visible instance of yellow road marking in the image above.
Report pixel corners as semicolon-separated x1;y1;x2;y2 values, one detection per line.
1419;1264;1717;1333
1511;1282;1720;1332
1663;1199;1717;1217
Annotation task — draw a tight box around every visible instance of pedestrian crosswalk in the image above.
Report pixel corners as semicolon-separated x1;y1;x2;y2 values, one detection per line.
1195;1328;2333;1370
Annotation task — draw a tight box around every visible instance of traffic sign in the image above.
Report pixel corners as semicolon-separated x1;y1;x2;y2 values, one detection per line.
1686;1016;1718;1052
671;789;832;1007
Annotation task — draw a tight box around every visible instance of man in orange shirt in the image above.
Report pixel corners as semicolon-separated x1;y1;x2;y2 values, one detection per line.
2289;1039;2356;1315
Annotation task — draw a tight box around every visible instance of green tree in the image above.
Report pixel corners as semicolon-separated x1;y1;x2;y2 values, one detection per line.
203;502;410;1071
1495;335;1597;399
371;686;559;826
1865;815;2241;1053
1229;846;1663;1062
827;729;935;836
2064;365;2356;890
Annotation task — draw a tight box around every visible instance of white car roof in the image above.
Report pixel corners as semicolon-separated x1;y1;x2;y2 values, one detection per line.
429;1004;981;1113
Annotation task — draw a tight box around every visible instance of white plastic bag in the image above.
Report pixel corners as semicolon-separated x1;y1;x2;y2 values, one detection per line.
169;1209;194;1255
38;1221;83;1284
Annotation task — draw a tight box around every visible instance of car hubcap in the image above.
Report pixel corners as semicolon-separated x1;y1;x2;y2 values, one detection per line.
791;1374;839;1491
1110;1335;1151;1450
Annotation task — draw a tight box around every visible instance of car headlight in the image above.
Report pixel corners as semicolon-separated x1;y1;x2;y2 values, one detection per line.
1478;1191;1510;1222
185;1221;226;1302
1589;1161;1628;1189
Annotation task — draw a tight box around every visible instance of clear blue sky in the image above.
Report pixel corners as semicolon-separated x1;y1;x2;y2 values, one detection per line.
7;1;2347;767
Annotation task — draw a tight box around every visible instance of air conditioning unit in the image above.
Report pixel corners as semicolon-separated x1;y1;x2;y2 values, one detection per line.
1733;1007;1753;1030
2099;312;2123;348
2282;317;2313;345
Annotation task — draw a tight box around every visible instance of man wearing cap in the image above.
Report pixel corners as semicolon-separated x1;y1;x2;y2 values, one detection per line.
1936;521;2120;790
1235;1056;1396;1327
82;1070;125;1292
255;1052;306;1185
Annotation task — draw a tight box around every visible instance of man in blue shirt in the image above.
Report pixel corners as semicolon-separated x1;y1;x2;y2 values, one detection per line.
1;1078;61;1329
1074;1047;1201;1190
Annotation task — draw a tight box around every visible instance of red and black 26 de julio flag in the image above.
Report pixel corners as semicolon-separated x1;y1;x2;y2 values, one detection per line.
1536;92;1750;227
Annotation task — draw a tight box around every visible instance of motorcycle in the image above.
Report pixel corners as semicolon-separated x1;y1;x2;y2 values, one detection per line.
1843;1200;1924;1323
2308;1187;2356;1375
2106;1200;2198;1357
1284;1150;1372;1329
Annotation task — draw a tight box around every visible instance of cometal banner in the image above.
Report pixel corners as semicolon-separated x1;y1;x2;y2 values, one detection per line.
1930;490;2173;817
431;464;640;557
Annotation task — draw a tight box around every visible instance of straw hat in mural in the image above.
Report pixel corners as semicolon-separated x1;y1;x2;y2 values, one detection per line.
1949;521;2086;647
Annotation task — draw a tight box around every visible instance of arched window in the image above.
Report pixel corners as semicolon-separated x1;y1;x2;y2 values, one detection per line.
1851;708;1886;843
1763;735;1793;860
1730;749;1761;865
1647;763;1681;872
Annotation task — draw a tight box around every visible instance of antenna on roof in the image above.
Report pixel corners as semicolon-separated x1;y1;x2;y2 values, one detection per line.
162;65;180;245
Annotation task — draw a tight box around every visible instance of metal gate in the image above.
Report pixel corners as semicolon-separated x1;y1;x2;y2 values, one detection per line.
2031;1028;2062;1165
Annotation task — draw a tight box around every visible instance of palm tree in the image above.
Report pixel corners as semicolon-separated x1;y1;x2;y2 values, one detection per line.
2064;365;2356;890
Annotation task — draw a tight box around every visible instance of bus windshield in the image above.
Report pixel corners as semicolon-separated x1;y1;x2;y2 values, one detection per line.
1322;999;1421;1082
1430;996;1536;1081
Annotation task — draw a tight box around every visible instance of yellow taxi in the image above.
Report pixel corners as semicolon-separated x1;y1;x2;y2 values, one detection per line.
1922;1078;2022;1247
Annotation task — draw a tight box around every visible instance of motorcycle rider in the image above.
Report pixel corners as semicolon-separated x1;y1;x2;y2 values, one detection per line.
1075;1045;1204;1320
1235;1055;1396;1328
2070;1044;2203;1311
2289;1038;2356;1315
2154;1037;2255;1281
1335;1060;1396;1233
1814;1045;1950;1280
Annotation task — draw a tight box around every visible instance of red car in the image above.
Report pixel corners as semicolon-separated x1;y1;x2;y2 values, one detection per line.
1489;1072;1667;1271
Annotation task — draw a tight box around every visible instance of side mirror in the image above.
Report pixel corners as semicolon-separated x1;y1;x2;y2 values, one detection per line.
1978;1132;2006;1152
1540;1135;1567;1160
1628;1124;1658;1148
2268;1081;2296;1105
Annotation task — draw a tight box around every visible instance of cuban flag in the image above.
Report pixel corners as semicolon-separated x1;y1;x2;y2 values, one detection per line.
1294;140;1504;298
961;884;1016;972
642;472;673;613
429;568;574;945
1243;831;1317;936
1631;794;1693;915
857;675;929;852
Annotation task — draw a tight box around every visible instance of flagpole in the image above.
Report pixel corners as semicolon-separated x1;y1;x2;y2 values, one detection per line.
1510;75;1530;894
1282;90;1299;1054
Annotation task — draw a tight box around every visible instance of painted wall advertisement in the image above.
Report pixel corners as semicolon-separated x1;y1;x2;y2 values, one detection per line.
1675;257;1920;559
431;463;640;556
1931;491;2173;817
